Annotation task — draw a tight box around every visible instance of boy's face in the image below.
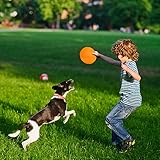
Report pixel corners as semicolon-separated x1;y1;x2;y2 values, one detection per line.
118;55;129;63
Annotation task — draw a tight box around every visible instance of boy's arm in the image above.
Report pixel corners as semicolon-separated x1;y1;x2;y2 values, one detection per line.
121;63;141;81
93;51;121;66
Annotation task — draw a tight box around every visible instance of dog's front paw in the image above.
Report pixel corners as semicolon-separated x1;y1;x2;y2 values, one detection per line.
22;142;27;151
63;117;69;124
73;111;76;117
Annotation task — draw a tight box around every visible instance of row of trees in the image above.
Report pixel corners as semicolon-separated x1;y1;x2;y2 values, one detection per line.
0;0;160;33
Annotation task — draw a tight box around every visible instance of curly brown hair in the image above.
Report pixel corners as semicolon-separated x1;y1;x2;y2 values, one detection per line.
111;39;139;61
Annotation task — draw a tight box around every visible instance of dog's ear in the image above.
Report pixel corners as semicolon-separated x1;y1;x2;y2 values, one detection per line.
52;85;58;90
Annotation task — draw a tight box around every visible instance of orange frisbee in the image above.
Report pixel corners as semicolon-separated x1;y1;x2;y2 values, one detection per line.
80;47;97;64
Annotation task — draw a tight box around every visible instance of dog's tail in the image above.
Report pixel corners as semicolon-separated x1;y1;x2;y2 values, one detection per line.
8;122;33;138
8;130;21;138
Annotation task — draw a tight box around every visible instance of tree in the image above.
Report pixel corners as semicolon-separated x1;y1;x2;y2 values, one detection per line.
78;0;106;30
38;0;81;28
146;0;160;33
16;0;42;25
103;0;152;31
149;0;160;24
0;0;43;27
0;0;21;22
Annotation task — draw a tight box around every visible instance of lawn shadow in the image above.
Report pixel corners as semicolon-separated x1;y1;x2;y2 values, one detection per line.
53;106;160;154
0;100;29;114
0;116;20;136
0;100;29;136
54;113;111;147
0;116;26;150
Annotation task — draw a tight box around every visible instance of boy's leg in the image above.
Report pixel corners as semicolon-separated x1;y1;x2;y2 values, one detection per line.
105;103;138;144
112;131;122;145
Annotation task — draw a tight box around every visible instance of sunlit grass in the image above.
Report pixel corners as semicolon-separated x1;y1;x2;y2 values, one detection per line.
0;29;160;159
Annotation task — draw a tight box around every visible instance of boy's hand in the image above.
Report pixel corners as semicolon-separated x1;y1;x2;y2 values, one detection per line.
93;51;100;57
121;63;129;72
121;63;141;81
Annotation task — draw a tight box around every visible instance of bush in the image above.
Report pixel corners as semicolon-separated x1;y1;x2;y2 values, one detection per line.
147;24;160;34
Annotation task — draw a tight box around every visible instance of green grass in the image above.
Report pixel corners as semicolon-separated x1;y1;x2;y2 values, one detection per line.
0;29;160;160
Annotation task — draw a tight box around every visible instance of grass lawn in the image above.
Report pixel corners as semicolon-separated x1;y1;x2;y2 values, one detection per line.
0;29;160;160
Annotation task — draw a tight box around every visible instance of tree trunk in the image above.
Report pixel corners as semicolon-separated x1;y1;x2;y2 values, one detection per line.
56;14;60;29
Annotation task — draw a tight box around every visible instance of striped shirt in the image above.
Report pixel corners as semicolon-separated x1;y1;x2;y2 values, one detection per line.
119;61;142;107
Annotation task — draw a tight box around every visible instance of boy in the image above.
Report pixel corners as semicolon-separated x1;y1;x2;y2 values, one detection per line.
93;39;142;152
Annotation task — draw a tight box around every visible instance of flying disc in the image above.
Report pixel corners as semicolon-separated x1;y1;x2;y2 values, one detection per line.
80;47;97;64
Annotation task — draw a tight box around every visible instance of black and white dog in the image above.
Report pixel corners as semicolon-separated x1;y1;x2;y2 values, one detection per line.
8;79;76;150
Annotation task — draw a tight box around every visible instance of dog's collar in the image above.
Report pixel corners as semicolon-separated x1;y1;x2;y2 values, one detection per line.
51;93;65;101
